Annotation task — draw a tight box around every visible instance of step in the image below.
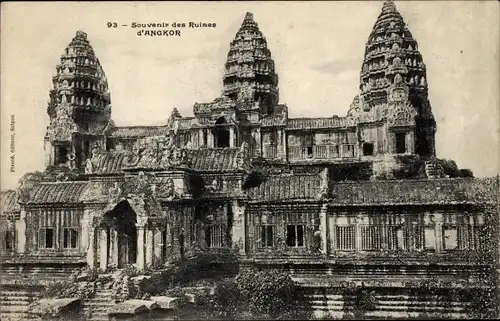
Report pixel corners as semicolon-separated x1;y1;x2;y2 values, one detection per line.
0;305;29;312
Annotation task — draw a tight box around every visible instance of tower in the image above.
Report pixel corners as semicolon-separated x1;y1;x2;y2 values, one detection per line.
358;0;436;158
44;31;112;170
222;12;279;115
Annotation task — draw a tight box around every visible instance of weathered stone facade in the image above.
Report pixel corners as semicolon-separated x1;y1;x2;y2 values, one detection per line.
1;1;498;320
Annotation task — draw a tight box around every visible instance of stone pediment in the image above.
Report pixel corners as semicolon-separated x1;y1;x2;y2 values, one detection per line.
108;172;187;203
387;100;417;127
122;135;190;170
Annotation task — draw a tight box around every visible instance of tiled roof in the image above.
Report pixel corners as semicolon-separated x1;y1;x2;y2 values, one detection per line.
185;148;242;172
261;114;286;127
177;118;196;130
286;117;349;130
92;151;129;174
247;174;323;201
1;190;20;214
110;126;169;138
329;178;499;206
27;181;89;204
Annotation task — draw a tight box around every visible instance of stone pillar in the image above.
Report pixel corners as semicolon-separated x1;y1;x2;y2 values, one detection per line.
355;217;362;252
207;130;214;148
434;214;443;253
231;200;246;256
87;228;97;269
319;204;328;255
136;225;145;270
199;129;204;147
109;228;119;268
229;127;235;148
16;211;27;254
153;227;163;266
99;228;108;272
145;228;154;269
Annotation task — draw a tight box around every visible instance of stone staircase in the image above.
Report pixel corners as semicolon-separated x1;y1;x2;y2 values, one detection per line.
0;287;40;321
308;292;472;319
424;160;439;179
82;287;117;321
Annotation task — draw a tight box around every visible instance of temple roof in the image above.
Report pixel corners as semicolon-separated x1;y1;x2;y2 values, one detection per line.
286;117;350;130
185;148;248;172
91;151;129;174
247;173;324;202
0;190;20;214
26;181;90;204
329;177;499;206
90;147;249;174
109;126;170;138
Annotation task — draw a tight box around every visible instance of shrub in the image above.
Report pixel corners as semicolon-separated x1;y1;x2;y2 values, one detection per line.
140;251;239;295
193;267;311;320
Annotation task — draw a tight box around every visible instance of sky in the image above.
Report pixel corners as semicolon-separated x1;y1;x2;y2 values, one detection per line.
1;1;499;190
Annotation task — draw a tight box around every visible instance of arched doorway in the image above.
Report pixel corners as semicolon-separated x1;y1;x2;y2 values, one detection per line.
102;200;138;268
213;117;230;148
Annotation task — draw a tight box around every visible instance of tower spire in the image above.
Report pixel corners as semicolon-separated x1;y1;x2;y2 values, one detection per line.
222;12;279;114
356;1;436;158
45;30;112;170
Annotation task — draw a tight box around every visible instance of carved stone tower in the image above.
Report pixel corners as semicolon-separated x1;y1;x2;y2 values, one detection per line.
222;12;279;115
359;0;436;158
45;31;113;170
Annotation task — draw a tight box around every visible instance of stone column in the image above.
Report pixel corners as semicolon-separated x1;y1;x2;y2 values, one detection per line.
434;214;443;253
319;204;328;255
87;228;97;269
136;225;145;271
355;216;362;252
231;200;246;256
199;129;204;147
145;228;154;269
229;127;235;147
153;227;163;266
207;130;214;148
109;228;119;268
99;228;108;272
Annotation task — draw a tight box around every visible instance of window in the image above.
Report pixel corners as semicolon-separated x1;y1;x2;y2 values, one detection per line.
63;228;78;249
361;226;381;250
306;146;313;158
38;228;55;249
336;226;356;250
387;226;405;250
363;143;374;156
259;225;274;248
424;227;436;250
411;225;423;250
206;224;225;248
395;132;406;153
56;146;68;165
286;225;304;247
203;130;208;146
1;230;14;251
329;145;340;158
342;144;355;158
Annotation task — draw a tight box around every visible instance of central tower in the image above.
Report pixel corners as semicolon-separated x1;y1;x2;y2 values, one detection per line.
222;12;279;115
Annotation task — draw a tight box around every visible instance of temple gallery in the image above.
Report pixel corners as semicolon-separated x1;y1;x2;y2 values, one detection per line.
1;1;498;320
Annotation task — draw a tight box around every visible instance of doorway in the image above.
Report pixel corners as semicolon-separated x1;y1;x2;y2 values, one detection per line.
104;200;138;268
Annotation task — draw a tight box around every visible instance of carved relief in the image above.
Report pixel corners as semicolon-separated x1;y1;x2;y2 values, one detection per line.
47;105;78;141
234;142;251;171
387;100;417;127
124;135;189;170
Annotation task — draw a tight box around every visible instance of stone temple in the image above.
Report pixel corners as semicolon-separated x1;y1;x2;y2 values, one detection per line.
1;1;498;320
